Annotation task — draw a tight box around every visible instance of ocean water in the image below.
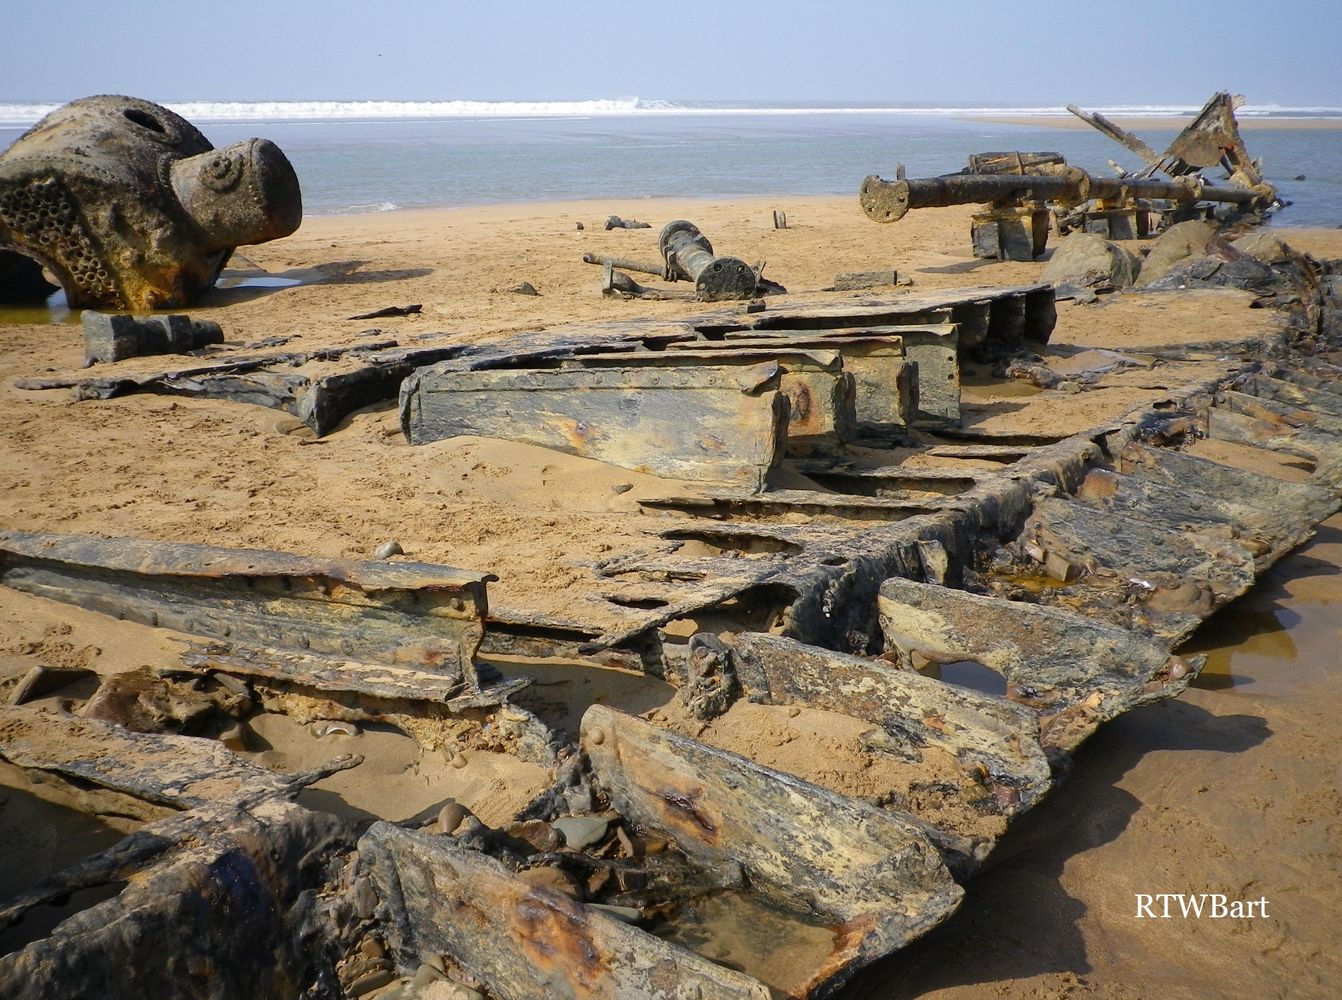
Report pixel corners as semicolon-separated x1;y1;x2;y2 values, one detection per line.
0;100;1338;226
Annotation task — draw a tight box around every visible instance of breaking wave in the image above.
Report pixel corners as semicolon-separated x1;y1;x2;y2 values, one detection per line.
1;98;1339;126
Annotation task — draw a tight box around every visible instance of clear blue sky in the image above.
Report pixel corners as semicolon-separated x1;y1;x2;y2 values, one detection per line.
4;0;1339;107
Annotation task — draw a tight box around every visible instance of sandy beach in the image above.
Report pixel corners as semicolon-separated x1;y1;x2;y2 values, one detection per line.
2;195;1341;998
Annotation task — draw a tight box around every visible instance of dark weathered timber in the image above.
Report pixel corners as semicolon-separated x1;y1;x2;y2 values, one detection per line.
877;578;1200;752
1237;374;1342;419
924;443;1032;461
676;334;915;433
970;206;1050;261
1219;389;1342;439
723;633;1052;819
360;824;775;1000
1117;442;1339;526
0;704;293;814
0;531;491;687
1013;496;1257;642
1205;403;1342;468
178;645;557;765
579;705;964;995
1075;466;1330;568
639;488;946;522
401;364;790;490
564;348;858;453
0;798;352;1000
793;463;980;498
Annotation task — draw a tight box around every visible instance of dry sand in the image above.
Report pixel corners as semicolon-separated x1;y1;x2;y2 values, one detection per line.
1;196;1341;998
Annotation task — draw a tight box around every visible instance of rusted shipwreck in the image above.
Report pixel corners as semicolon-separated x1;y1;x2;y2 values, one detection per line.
3;226;1342;997
0;95;302;310
861;92;1281;261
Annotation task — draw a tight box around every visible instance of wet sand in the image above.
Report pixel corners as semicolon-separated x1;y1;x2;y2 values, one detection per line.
1;196;1341;997
845;463;1342;1000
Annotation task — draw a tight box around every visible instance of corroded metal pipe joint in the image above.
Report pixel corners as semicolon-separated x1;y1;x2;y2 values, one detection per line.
658;220;757;301
0;95;302;310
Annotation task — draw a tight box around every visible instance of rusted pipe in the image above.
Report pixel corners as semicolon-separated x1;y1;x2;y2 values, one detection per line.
860;170;1267;224
658;220;757;301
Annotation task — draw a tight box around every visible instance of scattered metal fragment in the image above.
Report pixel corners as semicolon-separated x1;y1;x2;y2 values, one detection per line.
346;304;422;320
0;95;301;309
604;215;652;230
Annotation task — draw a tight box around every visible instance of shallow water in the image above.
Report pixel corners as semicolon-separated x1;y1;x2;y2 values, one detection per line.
652;887;840;996
4;112;1335;224
1181;517;1342;696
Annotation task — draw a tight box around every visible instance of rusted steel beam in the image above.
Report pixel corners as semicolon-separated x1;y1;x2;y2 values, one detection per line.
563;347;858;455
360;824;775;1000
658;220;758;301
792;463;980;497
0;532;492;688
579;705;964;994
401;363;790;490
876;578;1200;752
670;334;915;434
722;633;1052;824
0;96;301;310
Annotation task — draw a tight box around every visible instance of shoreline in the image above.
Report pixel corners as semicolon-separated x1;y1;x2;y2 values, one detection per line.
964;113;1342;131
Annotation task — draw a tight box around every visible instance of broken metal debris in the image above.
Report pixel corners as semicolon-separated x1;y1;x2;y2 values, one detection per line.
0;95;301;310
604;215;652;230
82;310;223;365
861;92;1279;260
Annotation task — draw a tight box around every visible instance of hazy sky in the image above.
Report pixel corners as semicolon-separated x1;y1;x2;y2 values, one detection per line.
5;0;1339;107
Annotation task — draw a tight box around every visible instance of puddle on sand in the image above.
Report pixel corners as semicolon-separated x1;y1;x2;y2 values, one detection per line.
651;888;840;997
917;659;1008;697
1182;515;1342;696
213;273;305;290
491;654;677;740
0;287;74;325
0;769;133;956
